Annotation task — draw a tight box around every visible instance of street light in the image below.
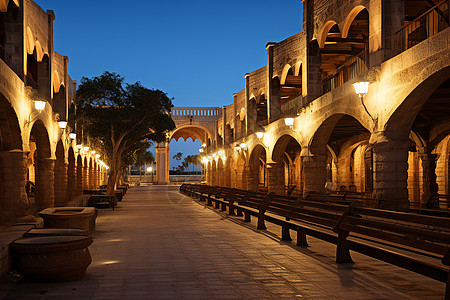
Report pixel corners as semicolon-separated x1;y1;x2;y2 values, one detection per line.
69;132;76;140
353;81;374;121
58;121;67;129
284;117;294;127
34;100;46;112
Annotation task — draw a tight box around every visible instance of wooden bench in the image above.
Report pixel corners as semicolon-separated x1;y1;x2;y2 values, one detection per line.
181;184;450;296
87;195;116;210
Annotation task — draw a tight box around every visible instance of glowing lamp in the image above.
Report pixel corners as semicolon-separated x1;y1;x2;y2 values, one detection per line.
34;100;46;112
147;167;153;172
77;144;83;150
353;81;370;98
256;132;264;139
207;156;212;161
83;146;90;152
202;143;206;148
284;117;294;127
69;132;76;140
199;148;204;153
58;121;67;129
218;150;224;156
240;142;247;150
91;150;96;155
212;153;217;158
236;145;241;151
95;154;100;159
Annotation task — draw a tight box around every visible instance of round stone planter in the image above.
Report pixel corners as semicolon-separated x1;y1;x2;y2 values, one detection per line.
39;207;96;232
11;236;93;281
24;228;89;238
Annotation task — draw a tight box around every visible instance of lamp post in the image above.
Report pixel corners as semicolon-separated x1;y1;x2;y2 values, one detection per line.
353;81;375;121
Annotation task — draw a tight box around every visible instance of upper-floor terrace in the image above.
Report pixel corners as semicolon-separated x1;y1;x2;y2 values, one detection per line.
212;0;449;151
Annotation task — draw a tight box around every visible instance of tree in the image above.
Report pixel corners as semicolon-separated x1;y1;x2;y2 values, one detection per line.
73;72;175;195
173;152;183;161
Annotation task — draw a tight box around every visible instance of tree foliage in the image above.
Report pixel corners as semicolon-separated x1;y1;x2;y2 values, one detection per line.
73;71;175;193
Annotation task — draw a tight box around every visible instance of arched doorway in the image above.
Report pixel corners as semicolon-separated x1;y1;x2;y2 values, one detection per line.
54;140;67;206
248;145;267;192
272;135;302;196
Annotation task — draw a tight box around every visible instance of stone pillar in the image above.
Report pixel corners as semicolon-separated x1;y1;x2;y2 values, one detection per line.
35;157;55;210
89;164;95;189
0;150;29;223
247;162;260;191
96;166;101;187
83;162;89;190
301;154;327;196
67;162;77;202
76;161;83;196
371;134;410;211
418;147;439;207
54;160;68;207
266;43;281;123
156;142;169;184
267;162;284;195
211;163;217;186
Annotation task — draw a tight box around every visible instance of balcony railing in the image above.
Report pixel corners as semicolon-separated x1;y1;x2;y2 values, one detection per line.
397;0;449;51
322;49;369;94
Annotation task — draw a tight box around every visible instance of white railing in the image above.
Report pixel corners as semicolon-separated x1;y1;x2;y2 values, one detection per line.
171;107;221;118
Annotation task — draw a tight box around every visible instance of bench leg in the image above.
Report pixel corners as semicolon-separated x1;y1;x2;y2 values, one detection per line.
336;230;354;264
228;203;235;216
281;224;292;241
220;202;227;211
214;201;220;209
257;213;266;230
296;227;308;247
206;197;213;206
244;211;251;222
445;271;449;300
236;209;243;217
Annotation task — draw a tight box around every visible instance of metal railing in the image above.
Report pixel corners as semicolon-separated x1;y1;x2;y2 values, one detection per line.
397;0;449;51
322;49;369;94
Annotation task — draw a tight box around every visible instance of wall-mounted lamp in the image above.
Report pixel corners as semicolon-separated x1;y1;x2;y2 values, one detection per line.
91;150;96;155
353;81;375;121
212;153;217;158
147;167;153;172
218;150;224;156
34;100;46;112
235;145;241;151
256;132;264;139
77;144;83;150
95;154;100;159
239;142;247;150
199;148;204;153
58;121;67;129
83;146;90;152
202;143;207;148
69;132;76;140
201;157;208;164
284;117;294;127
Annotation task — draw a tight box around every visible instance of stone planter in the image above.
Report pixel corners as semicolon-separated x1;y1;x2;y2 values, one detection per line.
39;207;96;232
11;236;93;281
24;228;89;238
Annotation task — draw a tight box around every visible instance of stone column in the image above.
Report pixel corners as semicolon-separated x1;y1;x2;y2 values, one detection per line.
96;166;101;187
266;43;281;123
155;142;169;185
83;162;89;190
211;163;217;186
54;160;68;207
76;161;83;196
67;162;77;202
267;162;284;195
418;147;439;207
301;154;327;196
247;162;260;191
35;157;55;210
0;150;29;223
371;134;410;211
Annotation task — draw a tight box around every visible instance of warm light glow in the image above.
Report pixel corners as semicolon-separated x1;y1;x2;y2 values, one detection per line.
236;145;241;151
207;156;212;161
218;150;224;156
199;148;204;153
95;154;100;159
69;132;76;140
34;100;46;112
353;81;370;97
201;157;208;164
212;153;217;158
256;132;264;139
240;142;247;150
58;121;67;129
77;144;83;150
202;143;206;148
284;117;294;127
147;167;153;172
83;146;90;152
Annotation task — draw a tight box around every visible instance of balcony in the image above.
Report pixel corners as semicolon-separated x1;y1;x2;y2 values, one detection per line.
322;50;369;94
397;0;449;51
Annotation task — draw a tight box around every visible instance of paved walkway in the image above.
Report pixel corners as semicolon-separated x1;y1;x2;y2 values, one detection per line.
0;186;445;299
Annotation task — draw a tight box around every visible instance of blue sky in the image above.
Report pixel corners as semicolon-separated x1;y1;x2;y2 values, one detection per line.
35;0;303;168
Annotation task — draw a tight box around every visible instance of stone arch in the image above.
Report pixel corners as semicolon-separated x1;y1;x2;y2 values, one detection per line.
76;154;83;195
170;124;212;143
67;147;76;201
53;70;64;94
318;20;338;48
272;134;303;195
280;64;292;85
217;157;224;186
342;6;368;39
30;120;53;210
223;157;231;187
385;67;450;140
0;0;19;13
0;92;22;151
54;140;67;206
248;144;266;191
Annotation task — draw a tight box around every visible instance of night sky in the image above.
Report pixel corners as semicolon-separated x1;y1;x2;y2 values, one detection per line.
35;0;303;168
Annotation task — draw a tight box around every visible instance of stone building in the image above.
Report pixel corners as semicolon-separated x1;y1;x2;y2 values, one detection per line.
168;0;450;211
0;0;107;225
